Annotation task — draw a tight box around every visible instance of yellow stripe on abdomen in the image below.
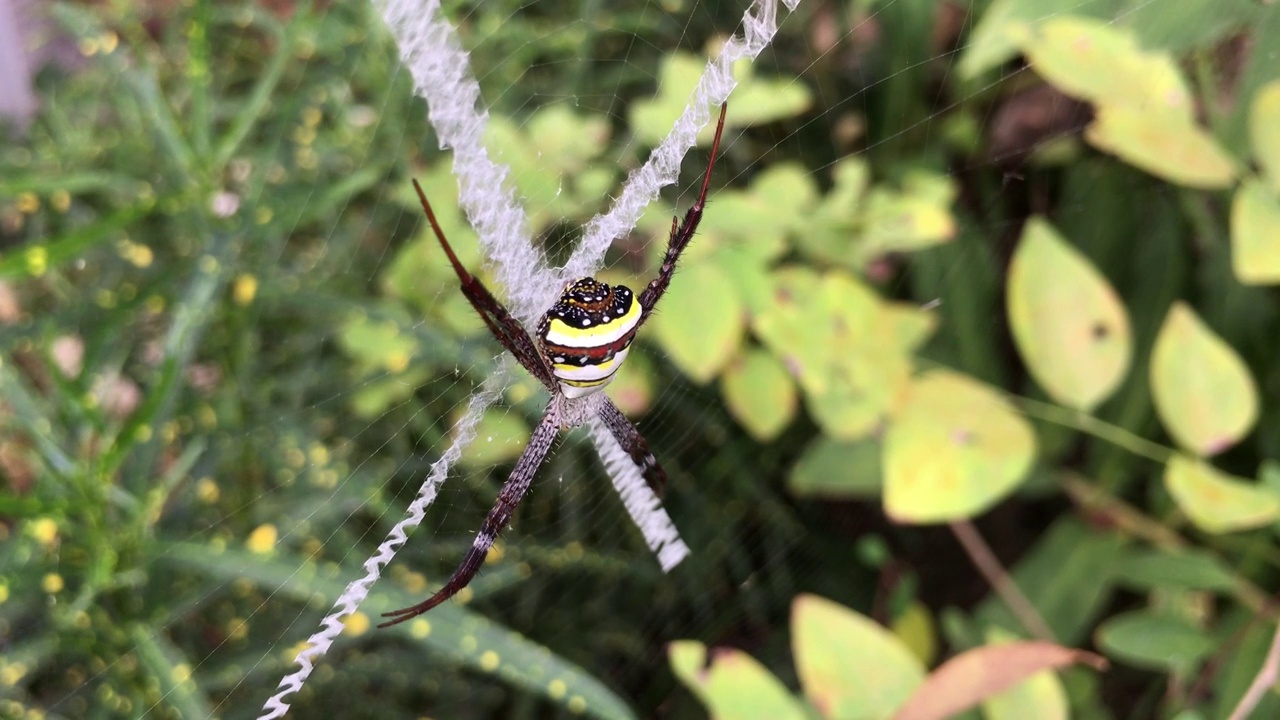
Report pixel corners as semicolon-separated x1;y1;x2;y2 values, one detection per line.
543;293;641;348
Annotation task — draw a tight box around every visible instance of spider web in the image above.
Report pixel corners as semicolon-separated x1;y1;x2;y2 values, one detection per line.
257;1;801;714
11;0;1229;717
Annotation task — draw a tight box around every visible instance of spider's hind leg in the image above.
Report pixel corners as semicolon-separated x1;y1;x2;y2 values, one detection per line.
598;398;668;496
379;406;560;627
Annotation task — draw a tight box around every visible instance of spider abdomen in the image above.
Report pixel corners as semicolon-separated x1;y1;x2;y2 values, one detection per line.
539;278;641;398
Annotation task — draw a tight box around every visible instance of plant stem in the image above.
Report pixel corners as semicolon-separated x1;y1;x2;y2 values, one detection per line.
950;520;1056;643
1014;396;1173;465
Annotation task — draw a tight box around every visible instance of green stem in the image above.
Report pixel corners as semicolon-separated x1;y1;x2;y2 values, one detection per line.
1013;395;1173;465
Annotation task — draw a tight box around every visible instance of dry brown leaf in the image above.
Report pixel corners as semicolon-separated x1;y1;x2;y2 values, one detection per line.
892;641;1107;720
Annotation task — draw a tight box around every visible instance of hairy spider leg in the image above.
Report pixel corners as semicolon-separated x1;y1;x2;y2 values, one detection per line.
637;102;729;320
380;407;561;627
598;396;667;495
412;179;557;392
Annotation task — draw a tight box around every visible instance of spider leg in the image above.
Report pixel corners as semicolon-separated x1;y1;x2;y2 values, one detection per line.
637;103;728;322
380;405;560;627
598;397;668;496
412;179;558;392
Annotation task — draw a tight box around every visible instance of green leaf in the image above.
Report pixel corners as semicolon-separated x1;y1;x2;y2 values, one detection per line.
1150;302;1259;455
163;544;634;720
1122;0;1260;52
791;594;924;720
788;436;881;499
527;105;611;172
1085;105;1237;189
1006;217;1132;411
883;370;1036;523
976;518;1125;645
1095;610;1215;674
1164;454;1280;534
794;158;869;266
720;347;797;441
350;370;430;420
130;624;214;720
0;203;150;279
1250;80;1280;194
1213;617;1280;719
458;408;532;470
337;312;419;374
1231;179;1280;285
650;262;745;383
668;641;809;720
1113;548;1238;592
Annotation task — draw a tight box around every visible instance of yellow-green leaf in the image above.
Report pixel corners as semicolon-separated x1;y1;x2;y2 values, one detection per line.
728;58;814;129
959;0;1110;80
1150;303;1259;455
721;348;797;441
1085;105;1237;189
805;352;908;441
1250;80;1280;195
629;54;811;145
650;262;745;384
792;594;925;720
1007;217;1132;411
1231;179;1280;285
805;274;913;439
883;370;1036;523
861;187;956;256
1164;455;1280;534
751;267;837;393
1019;16;1193;116
892;602;938;668
669;641;808;720
526;105;610;172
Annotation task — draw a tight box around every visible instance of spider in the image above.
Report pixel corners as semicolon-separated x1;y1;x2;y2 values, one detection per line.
379;103;727;628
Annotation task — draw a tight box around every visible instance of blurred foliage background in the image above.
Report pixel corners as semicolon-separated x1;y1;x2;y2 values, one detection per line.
4;0;1280;718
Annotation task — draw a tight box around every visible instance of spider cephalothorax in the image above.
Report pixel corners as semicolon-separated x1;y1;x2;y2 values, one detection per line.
379;104;727;628
539;278;641;398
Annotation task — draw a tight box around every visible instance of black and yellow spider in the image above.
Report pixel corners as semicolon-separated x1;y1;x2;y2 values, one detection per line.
380;104;728;628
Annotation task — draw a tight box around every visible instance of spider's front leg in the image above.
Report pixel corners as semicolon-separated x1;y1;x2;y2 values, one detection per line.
379;407;560;627
412;179;558;393
637;102;728;322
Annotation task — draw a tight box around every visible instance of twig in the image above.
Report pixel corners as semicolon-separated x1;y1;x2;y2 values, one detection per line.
950;520;1056;643
1227;621;1280;720
1060;474;1276;619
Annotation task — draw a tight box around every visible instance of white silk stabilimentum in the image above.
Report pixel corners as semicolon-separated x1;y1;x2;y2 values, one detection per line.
258;1;799;717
